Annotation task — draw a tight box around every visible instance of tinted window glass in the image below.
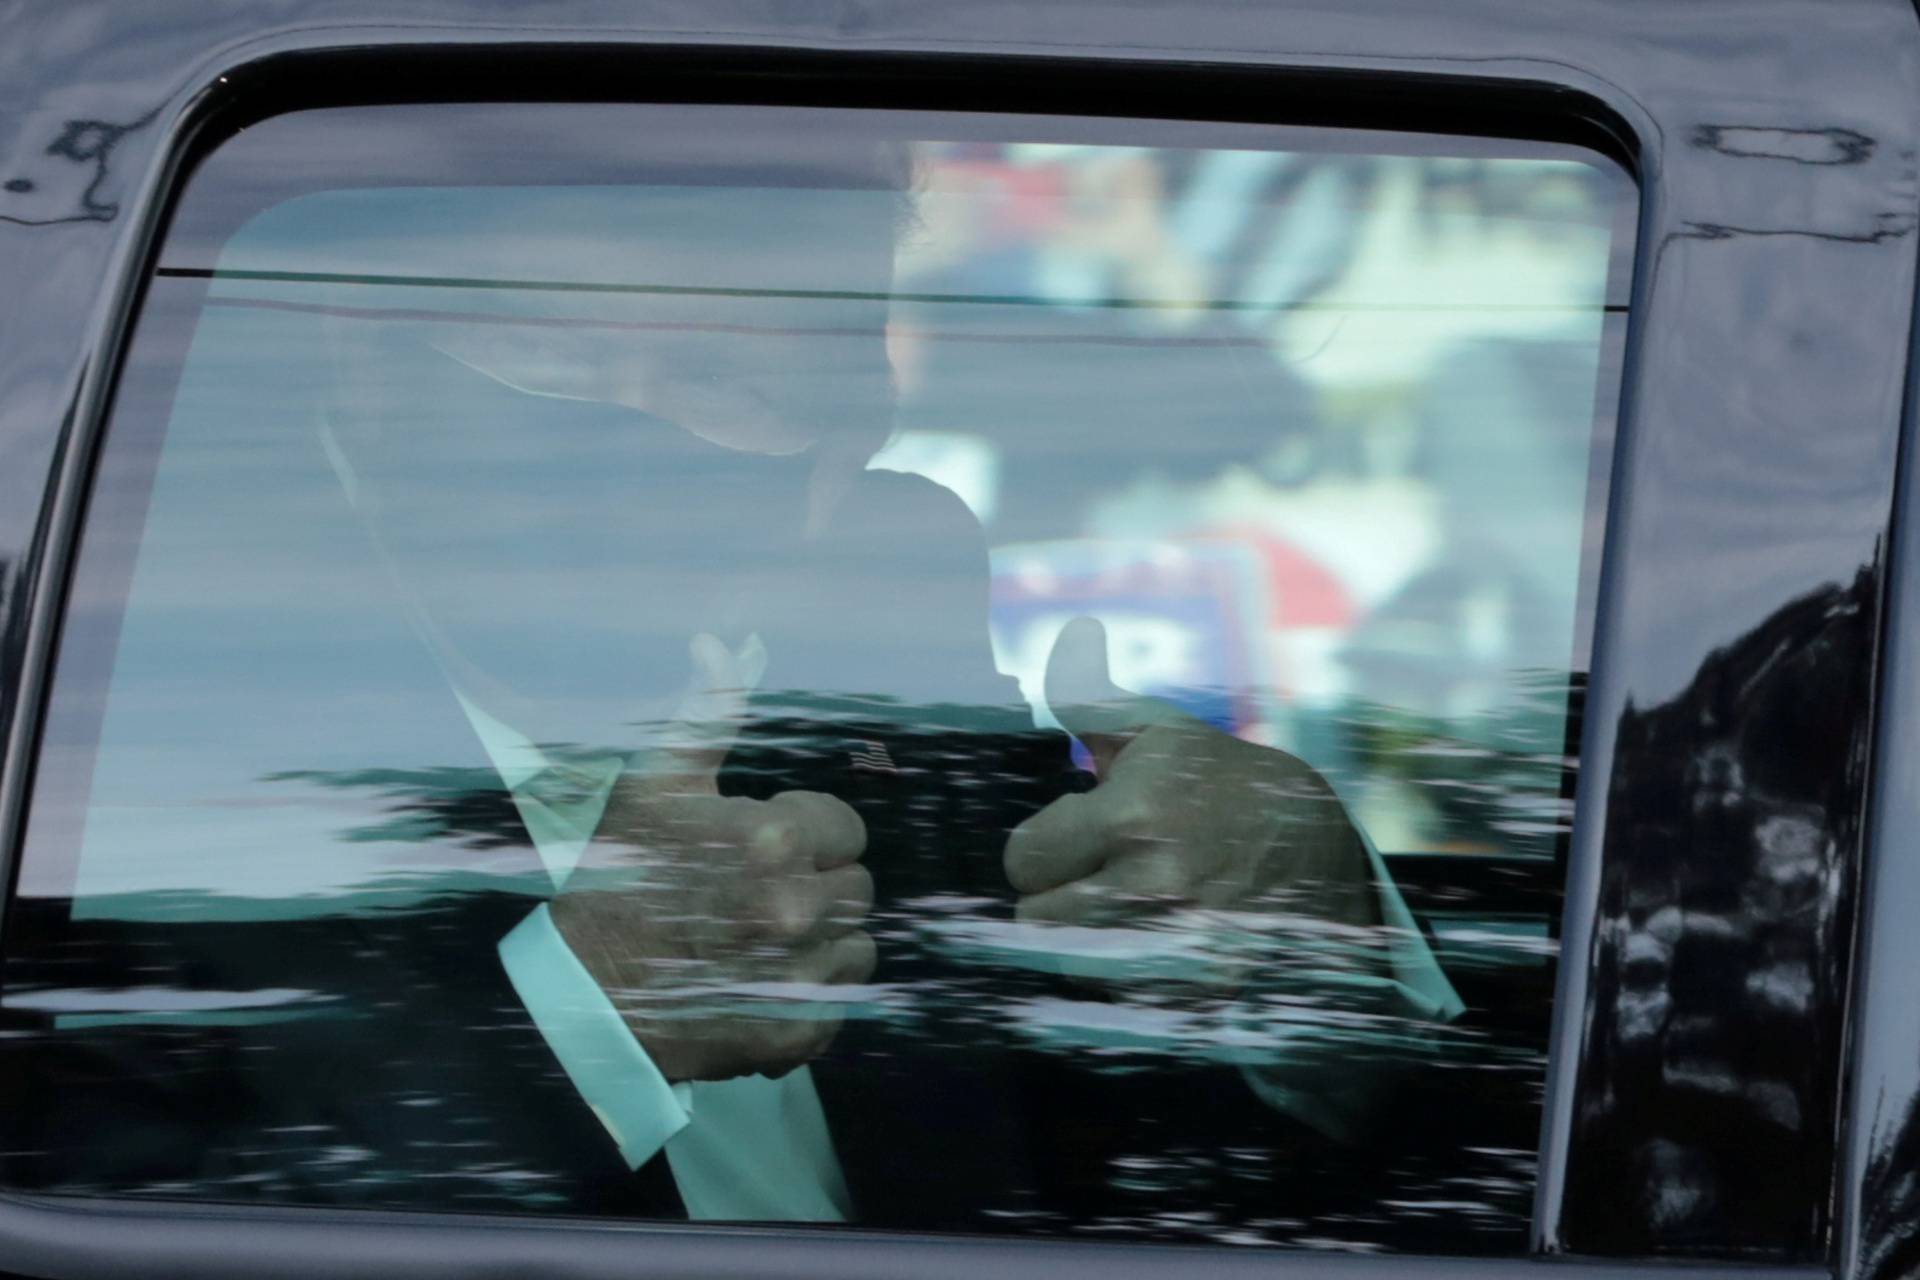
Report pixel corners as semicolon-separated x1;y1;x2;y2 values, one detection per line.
3;104;1632;1252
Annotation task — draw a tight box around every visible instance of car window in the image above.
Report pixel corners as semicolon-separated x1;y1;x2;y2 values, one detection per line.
1;103;1632;1253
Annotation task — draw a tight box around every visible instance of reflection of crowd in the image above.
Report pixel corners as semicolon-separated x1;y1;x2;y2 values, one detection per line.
1574;570;1869;1253
888;143;1616;859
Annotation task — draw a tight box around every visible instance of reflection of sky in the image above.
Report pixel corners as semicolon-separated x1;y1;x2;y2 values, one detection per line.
55;182;906;916
221;183;902;294
49;297;539;912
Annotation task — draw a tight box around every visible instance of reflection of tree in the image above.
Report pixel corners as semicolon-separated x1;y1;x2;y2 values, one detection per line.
263;766;524;850
0;886;600;1211
1565;568;1874;1257
1337;667;1582;859
1;695;1581;1248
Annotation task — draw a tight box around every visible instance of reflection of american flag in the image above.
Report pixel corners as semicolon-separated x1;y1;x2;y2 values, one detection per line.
849;740;897;774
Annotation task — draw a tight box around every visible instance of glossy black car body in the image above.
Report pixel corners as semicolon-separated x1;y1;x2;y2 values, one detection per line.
3;2;1919;1277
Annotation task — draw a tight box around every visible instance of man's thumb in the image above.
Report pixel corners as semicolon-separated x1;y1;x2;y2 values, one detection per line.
1044;616;1150;775
645;632;754;787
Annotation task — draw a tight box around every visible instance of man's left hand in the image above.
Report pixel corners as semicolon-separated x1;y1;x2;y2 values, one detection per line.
1004;616;1380;989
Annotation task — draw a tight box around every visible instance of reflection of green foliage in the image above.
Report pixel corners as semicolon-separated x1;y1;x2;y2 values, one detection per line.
263;766;524;850
1337;668;1581;857
74;868;550;923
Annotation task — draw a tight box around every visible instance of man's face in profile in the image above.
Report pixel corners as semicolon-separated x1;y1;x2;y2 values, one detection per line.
326;160;907;747
432;209;899;462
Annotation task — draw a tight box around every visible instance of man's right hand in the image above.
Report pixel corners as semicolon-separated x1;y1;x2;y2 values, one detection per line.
548;633;875;1084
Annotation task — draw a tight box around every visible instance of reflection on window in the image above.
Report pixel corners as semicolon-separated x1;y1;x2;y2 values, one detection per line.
886;143;1613;864
2;105;1630;1253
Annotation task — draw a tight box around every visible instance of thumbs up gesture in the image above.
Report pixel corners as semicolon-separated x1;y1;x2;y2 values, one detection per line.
1005;617;1380;987
548;633;875;1083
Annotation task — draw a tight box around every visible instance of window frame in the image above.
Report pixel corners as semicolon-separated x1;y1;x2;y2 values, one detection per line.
9;89;1634;1256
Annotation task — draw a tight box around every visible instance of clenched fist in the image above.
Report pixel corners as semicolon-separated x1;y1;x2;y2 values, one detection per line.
550;633;875;1083
1005;617;1381;992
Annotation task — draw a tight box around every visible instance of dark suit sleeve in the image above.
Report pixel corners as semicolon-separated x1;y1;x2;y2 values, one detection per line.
0;891;687;1218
